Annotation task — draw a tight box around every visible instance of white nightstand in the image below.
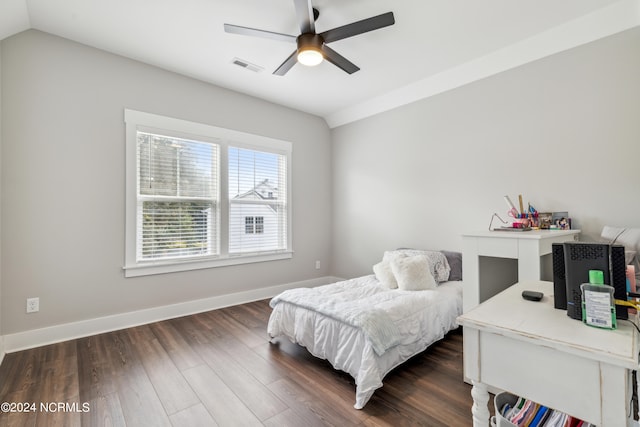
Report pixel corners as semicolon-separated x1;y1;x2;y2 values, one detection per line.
462;229;580;312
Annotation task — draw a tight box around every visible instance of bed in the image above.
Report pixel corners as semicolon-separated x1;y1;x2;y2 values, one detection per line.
267;249;463;409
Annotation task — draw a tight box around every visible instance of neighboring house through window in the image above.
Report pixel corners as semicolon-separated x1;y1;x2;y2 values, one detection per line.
124;109;292;277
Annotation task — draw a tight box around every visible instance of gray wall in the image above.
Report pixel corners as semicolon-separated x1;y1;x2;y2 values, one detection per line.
0;30;332;334
331;27;640;279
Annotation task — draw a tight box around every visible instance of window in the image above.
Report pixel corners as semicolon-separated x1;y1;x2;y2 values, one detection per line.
244;216;265;234
124;110;292;277
245;217;255;234
137;132;218;260
229;146;286;253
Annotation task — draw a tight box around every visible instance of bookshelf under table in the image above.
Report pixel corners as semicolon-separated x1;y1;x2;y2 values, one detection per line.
457;281;639;427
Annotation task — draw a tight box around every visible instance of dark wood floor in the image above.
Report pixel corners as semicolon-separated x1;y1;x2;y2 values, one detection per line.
0;299;483;426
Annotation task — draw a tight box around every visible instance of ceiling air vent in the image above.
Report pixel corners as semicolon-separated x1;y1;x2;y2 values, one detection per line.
231;58;264;73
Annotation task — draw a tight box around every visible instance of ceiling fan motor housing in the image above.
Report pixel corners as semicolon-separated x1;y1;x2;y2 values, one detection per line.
297;33;324;53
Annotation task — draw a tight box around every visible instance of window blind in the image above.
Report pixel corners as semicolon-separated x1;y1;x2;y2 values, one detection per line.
228;146;287;254
137;132;218;261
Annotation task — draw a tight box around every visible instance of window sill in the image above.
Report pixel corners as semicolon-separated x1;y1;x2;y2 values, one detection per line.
123;251;293;278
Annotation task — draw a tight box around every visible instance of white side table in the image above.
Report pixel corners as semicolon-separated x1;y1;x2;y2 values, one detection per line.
462;229;580;312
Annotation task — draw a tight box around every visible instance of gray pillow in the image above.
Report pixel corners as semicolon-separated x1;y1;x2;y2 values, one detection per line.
441;250;462;281
601;226;640;282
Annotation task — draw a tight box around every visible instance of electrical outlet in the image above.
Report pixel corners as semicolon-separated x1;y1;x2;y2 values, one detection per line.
315;260;321;270
26;297;39;313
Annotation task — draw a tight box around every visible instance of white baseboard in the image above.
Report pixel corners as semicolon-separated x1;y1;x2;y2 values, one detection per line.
3;276;343;354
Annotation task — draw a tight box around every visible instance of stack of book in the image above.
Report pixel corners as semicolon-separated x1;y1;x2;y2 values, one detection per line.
499;396;595;427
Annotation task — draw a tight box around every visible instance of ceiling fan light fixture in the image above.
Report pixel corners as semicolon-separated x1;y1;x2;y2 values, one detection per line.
297;33;324;66
297;48;323;66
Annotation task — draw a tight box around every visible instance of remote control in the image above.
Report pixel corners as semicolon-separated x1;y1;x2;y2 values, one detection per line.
522;290;543;301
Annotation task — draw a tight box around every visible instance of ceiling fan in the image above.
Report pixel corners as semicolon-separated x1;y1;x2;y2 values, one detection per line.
224;0;395;76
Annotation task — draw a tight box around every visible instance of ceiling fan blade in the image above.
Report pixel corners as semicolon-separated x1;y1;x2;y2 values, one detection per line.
320;11;395;44
224;23;296;43
321;45;360;74
293;0;315;34
273;50;298;76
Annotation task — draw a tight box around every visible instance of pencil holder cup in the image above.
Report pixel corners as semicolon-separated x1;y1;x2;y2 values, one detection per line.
512;216;530;228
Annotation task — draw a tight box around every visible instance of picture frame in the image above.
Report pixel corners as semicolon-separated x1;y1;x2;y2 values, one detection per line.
551;211;571;230
538;212;553;229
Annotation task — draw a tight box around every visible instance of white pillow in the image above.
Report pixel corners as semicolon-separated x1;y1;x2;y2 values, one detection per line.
383;249;451;283
373;260;398;289
390;255;437;291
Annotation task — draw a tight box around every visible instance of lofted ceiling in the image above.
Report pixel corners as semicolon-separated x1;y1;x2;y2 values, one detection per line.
1;0;638;127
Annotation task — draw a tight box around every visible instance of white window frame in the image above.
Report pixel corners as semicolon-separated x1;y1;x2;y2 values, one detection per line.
124;109;292;277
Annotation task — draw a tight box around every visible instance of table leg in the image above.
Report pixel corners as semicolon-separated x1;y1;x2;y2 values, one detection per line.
471;381;490;427
462;240;480;313
517;239;541;281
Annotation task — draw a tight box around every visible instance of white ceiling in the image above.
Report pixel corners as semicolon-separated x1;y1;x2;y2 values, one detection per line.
1;0;638;127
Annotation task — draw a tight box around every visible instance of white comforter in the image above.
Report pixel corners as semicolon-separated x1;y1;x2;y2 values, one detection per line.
268;274;463;409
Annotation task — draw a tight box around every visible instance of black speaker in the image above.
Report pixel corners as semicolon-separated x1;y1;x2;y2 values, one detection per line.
564;242;611;320
563;242;629;321
611;244;628;320
552;243;567;310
